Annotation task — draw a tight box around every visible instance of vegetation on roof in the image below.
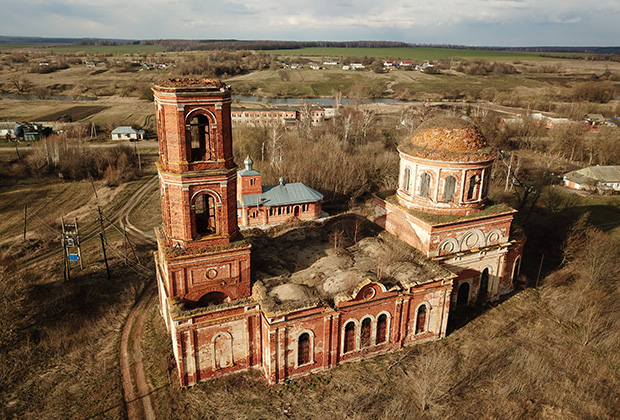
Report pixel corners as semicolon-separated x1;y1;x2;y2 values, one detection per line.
384;194;515;225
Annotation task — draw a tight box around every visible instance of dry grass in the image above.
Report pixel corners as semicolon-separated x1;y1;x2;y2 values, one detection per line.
139;224;620;420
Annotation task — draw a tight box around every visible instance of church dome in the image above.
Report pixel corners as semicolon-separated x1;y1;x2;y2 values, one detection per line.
399;117;495;162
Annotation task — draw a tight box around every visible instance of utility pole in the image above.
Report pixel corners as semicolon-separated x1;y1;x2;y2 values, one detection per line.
91;178;107;243
134;141;142;171
90;122;97;139
61;216;84;280
100;233;111;280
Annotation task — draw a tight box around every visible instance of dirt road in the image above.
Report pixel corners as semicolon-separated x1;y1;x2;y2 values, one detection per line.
115;176;159;420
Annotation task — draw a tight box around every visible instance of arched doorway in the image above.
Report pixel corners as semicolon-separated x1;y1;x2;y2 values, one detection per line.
457;282;470;306
478;268;489;302
512;256;521;284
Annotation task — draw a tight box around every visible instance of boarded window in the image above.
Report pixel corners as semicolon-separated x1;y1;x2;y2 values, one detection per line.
360;318;372;348
344;322;356;353
419;173;431;198
213;334;233;369
298;333;311;365
415;306;427;334
443;176;456;202
195;194;216;236
376;314;388;343
403;167;411;192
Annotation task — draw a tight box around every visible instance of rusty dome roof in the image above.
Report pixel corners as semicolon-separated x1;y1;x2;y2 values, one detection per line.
399;117;495;162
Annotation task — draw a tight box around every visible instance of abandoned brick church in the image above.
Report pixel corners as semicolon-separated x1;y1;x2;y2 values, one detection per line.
153;78;524;387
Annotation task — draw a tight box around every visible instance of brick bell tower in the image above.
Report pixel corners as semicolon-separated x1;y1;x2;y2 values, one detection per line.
153;78;251;307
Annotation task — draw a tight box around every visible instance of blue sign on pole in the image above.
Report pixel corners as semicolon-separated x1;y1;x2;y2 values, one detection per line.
69;254;79;261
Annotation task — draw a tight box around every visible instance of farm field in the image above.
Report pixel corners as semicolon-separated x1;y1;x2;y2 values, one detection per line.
263;46;590;61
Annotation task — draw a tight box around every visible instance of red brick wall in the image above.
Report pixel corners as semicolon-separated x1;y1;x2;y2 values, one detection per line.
238;202;322;226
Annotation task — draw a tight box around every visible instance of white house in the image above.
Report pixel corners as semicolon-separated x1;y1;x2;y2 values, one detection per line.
563;166;620;193
111;126;145;141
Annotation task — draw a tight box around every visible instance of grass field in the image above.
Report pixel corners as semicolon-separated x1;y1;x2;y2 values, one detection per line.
263;47;585;62
226;66;545;99
0;42;166;53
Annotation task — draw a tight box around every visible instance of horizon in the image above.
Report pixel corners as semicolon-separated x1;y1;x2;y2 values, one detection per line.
1;36;618;51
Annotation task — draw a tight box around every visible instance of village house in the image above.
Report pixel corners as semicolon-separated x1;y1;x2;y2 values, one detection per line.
152;79;523;388
236;156;323;227
111;126;145;141
563;165;620;194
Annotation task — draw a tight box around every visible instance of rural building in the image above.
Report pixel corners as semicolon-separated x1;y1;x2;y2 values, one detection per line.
373;117;524;309
111;126;144;141
230;105;325;127
236;156;323;227
0;122;16;138
563;165;620;193
584;113;607;127
153;80;523;388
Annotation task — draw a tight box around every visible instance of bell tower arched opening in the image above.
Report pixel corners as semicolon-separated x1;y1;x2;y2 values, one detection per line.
186;113;213;162
194;193;217;237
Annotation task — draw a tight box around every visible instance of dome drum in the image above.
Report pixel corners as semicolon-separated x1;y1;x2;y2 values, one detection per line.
397;118;495;216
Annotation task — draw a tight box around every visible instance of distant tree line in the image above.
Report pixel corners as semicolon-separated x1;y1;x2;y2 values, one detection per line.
150;40;416;52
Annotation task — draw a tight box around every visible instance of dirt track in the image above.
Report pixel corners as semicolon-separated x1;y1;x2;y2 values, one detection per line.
115;175;159;420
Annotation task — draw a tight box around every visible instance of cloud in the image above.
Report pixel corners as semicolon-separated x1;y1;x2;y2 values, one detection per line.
1;0;619;46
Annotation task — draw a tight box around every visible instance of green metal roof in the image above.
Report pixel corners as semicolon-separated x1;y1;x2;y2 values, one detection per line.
240;182;323;208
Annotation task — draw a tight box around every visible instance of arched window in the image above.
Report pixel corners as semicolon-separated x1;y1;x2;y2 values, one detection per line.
443;176;456;202
415;305;427;334
360;318;372;348
403;167;411;193
195;194;217;236
186;114;212;162
376;314;388;344
467;175;478;200
457;282;470;306
344;322;356;353
250;178;255;186
479;268;489;302
213;333;233;369
298;332;311;365
419;172;431;198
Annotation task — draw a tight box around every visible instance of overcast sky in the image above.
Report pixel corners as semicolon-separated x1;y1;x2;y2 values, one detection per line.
4;0;620;46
